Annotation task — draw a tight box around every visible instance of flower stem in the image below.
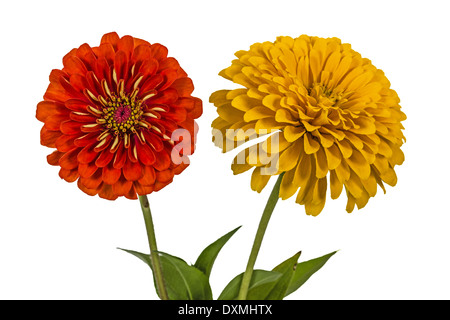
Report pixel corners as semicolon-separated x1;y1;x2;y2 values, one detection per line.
139;195;169;300
237;173;284;300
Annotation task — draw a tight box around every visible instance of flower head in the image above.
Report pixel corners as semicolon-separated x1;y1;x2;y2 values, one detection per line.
210;35;406;215
37;32;202;200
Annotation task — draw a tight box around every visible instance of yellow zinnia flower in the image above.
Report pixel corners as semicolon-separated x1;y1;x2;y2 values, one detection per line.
210;35;406;216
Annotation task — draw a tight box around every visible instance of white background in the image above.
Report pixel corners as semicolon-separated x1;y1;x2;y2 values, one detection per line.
0;0;449;300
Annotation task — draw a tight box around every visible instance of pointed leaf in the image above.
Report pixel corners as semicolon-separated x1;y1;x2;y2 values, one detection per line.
218;270;282;300
265;251;302;300
285;251;337;297
119;248;213;300
194;226;241;279
159;252;213;300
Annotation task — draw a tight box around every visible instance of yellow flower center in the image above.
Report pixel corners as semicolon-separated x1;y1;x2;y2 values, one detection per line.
309;83;343;108
102;95;144;136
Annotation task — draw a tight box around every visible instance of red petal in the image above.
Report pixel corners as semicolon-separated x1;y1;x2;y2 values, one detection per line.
77;143;99;164
170;77;194;97
189;97;203;119
138;58;158;77
78;162;98;178
76;44;97;71
44;114;69;131
36;101;68;122
102;162;121;185
98;183;118;200
93;44;115;66
65;99;89;112
142;130;164;152
60;120;82;135
85;71;103;97
173;162;189;175
114;50;128;81
117;35;135;60
134;181;154;195
164;107;187;123
158;69;178;91
101;32;120;50
133;45;152;63
64;56;88;76
74;132;97;147
55;134;77;152
138;165;156;186
154;180;172;192
123;156;143;181
40;127;62;147
69;112;97;123
155;169;173;183
136;141;156;165
158;57;180;72
62;49;77;68
44;82;72;103
133;37;151;47
78;178;100;196
147;88;178;104
59;148;79;170
95;149;115;167
172;97;195;111
59;168;79;182
112;177;133;196
153;149;171;171
150;43;168;61
47;150;64;166
79;169;102;189
69;74;89;93
139;74;163;94
124;185;138;200
113;143;127;169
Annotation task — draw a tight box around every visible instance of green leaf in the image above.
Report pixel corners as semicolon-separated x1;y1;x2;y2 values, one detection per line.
285;251;337;297
119;248;213;300
194;226;241;279
265;251;302;300
218;270;282;300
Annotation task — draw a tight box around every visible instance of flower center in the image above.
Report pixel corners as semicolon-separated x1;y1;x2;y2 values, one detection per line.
102;95;144;136
309;83;343;108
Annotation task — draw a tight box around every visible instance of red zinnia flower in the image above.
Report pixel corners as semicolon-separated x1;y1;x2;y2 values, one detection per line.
37;32;202;200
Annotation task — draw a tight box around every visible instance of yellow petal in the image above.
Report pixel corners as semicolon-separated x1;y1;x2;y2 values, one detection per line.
255;118;284;132
361;173;377;197
345;191;356;213
284;126;305;142
345;149;371;180
244;107;274;122
303;134;320;154
324;144;342;170
349;116;377;135
335;160;350;182
232;94;258;112
262;132;290;154
251;167;271;192
217;104;244;123
329;170;343;199
279;168;299;200
305;177;327;216
209;90;231;106
344;171;364;198
380;167;397;186
314;147;328;178
275;109;299;124
278;140;302;172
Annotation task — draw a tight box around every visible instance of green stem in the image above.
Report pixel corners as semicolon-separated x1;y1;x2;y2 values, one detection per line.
139;195;169;300
237;173;284;300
